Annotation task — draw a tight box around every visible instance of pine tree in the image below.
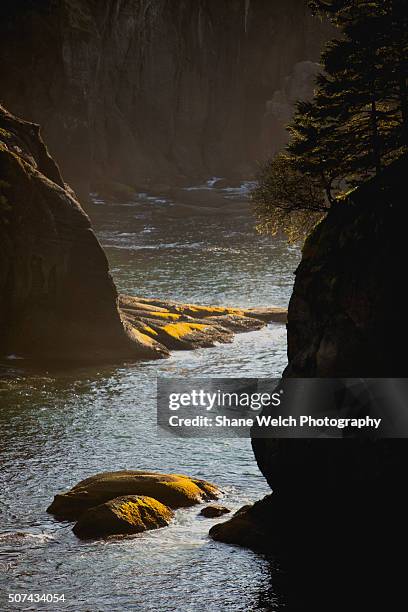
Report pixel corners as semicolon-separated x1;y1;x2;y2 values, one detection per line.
298;0;408;194
252;0;407;241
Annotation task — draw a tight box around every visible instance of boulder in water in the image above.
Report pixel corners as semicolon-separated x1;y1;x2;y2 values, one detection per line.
209;499;273;552
48;470;219;520
199;504;231;518
72;495;173;539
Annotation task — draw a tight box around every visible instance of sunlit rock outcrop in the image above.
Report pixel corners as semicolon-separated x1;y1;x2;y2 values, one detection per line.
49;470;220;539
119;295;286;351
72;495;174;539
48;470;219;521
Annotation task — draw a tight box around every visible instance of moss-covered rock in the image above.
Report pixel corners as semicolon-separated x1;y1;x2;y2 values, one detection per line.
72;495;173;539
48;470;219;520
123;296;287;323
119;295;287;351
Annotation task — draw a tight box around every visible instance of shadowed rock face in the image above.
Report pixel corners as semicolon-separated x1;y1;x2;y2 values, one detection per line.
250;157;408;507
261;60;321;158
212;157;408;559
0;0;330;197
0;105;166;361
284;156;407;379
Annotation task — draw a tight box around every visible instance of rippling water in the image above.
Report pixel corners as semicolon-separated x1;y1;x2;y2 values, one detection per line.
0;182;300;611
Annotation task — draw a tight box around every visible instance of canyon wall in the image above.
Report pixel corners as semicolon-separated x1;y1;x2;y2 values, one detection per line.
252;155;407;501
0;0;329;198
250;154;408;608
285;156;406;379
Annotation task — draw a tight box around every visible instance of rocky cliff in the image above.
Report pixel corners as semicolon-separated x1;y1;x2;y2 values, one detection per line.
284;156;407;379
0;104;168;361
211;156;408;560
0;0;329;198
251;154;407;519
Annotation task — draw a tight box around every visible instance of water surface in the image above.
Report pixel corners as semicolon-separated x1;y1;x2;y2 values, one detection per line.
0;182;300;611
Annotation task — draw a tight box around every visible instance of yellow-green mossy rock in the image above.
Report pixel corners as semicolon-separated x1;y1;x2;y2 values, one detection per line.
47;470;219;520
72;495;173;539
153;321;233;350
118;295;288;351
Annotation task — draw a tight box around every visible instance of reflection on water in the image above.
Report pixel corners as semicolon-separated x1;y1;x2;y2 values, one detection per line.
90;182;299;306
0;183;299;611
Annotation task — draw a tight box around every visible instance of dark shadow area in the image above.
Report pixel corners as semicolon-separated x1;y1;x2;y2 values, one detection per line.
253;489;408;611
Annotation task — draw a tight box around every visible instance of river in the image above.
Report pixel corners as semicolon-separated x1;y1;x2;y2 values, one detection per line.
0;180;300;611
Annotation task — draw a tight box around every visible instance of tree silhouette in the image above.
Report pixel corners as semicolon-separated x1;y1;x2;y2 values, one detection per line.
253;0;408;239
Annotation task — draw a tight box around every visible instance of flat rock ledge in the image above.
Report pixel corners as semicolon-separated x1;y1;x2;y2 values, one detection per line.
119;295;287;355
48;470;219;539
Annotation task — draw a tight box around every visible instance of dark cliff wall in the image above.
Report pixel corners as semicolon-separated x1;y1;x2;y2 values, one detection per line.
252;157;407;496
211;157;408;573
248;158;408;606
250;155;407;510
0;0;329;197
0;104;166;360
286;156;407;378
